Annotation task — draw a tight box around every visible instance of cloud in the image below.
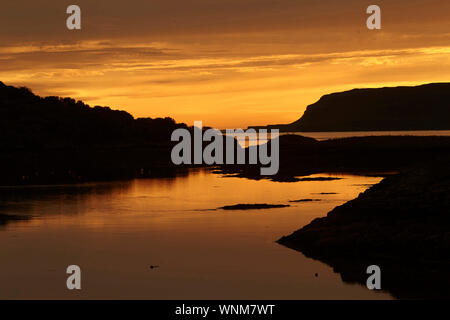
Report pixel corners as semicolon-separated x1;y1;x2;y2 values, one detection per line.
0;0;449;127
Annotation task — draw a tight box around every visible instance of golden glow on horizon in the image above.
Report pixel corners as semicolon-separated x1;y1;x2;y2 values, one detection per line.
0;1;449;128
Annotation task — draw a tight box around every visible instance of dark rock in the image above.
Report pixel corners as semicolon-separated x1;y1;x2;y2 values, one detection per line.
278;157;450;299
219;203;290;210
289;199;321;203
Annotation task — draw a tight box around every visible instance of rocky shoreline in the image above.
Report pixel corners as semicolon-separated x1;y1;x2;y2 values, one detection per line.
278;157;450;298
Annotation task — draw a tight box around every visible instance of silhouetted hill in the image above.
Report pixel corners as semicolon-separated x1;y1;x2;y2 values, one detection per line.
0;81;186;149
254;83;450;132
0;82;242;185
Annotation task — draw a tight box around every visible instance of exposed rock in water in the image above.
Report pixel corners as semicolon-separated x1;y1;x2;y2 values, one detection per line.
278;158;450;299
296;177;342;181
313;192;338;195
219;203;290;210
289;199;321;203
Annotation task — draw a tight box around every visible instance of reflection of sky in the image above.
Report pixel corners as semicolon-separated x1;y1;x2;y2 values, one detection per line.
1;0;449;128
0;169;391;299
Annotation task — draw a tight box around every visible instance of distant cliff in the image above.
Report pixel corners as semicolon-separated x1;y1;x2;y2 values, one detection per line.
254;83;450;132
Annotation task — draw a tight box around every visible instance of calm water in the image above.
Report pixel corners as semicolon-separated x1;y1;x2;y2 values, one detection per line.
0;169;392;299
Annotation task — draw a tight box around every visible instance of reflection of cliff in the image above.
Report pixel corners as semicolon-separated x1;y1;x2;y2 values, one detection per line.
278;158;450;299
254;83;450;132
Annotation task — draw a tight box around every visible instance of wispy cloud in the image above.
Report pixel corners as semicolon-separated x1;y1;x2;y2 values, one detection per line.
0;0;449;127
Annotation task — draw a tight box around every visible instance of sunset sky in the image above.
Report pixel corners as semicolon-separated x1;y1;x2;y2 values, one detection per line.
1;0;449;128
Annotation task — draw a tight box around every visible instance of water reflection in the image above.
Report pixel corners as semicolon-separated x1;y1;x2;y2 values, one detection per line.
0;169;392;299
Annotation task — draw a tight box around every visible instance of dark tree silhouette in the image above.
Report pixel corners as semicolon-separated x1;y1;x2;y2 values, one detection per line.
0;81;188;184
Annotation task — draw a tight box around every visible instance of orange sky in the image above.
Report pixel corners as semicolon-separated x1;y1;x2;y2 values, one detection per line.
0;0;449;128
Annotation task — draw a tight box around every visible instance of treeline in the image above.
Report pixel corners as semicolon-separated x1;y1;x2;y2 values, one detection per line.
0;82;189;184
0;82;187;149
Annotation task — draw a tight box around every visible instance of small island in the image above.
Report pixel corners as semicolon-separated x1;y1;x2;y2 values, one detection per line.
219;203;290;210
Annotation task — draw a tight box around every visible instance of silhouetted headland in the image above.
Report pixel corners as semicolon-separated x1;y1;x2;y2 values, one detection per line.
250;83;450;132
0;81;194;185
